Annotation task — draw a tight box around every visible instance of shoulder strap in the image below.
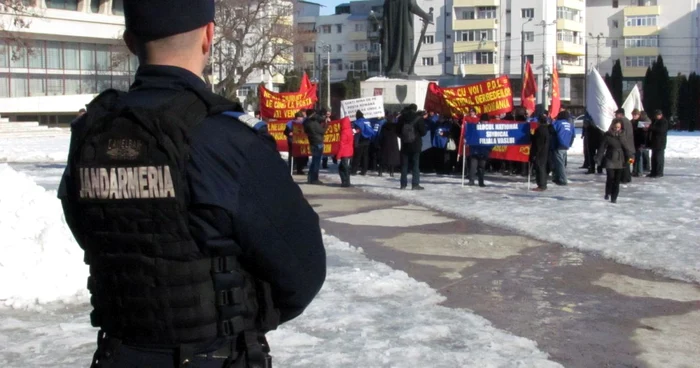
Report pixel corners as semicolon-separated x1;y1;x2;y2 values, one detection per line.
221;111;267;132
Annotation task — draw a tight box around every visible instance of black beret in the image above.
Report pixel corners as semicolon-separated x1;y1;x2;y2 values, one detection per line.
124;0;215;41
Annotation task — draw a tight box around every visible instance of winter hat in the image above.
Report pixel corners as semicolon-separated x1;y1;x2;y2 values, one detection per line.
356;110;364;119
124;0;215;42
615;108;625;115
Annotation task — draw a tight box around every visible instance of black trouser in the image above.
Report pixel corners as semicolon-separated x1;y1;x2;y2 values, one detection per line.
535;158;548;189
370;142;381;171
338;158;351;186
352;143;370;175
606;168;623;201
322;156;329;168
651;149;665;176
400;151;421;188
436;148;450;174
469;156;486;186
582;135;590;167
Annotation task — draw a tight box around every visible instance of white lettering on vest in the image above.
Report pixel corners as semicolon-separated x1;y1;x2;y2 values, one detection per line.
78;166;176;200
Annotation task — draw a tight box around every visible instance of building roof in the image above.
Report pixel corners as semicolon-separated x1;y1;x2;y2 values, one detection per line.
298;0;323;6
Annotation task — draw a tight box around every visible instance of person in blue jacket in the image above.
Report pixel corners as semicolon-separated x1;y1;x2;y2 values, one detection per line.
551;110;575;185
351;110;376;175
469;113;494;187
432;117;453;175
369;115;386;172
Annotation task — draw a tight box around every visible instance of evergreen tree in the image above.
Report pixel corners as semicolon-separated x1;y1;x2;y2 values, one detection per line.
610;59;624;107
604;72;612;95
642;67;656;114
653;55;672;117
688;73;700;131
670;73;684;119
677;74;690;130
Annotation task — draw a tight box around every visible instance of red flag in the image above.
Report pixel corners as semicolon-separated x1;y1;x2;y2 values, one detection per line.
521;60;537;113
299;72;313;93
549;57;561;119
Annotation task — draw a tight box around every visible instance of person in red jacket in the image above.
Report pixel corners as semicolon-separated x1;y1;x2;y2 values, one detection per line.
336;117;355;187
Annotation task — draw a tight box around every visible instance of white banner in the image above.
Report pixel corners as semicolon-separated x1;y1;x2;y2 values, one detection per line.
340;96;385;121
586;69;618;132
621;84;644;120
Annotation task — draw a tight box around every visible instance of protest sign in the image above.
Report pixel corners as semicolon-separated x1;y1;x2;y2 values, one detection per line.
340;96;385;120
291;117;350;157
465;122;531;146
424;76;513;117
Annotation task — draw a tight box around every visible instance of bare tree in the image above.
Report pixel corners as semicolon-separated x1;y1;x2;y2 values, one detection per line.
211;0;298;100
1;0;44;60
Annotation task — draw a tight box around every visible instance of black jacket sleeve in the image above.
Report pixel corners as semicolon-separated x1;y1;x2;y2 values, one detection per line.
187;117;326;324
416;117;428;137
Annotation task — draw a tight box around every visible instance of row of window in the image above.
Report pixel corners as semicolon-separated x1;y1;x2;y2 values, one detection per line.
0;40;138;72
557;7;583;22
625;16;658;27
0;73;133;98
625;56;656;67
318;22;367;34
625;36;658;48
456;29;496;42
557;30;584;45
454;52;496;66
455;6;497;21
21;0;124;15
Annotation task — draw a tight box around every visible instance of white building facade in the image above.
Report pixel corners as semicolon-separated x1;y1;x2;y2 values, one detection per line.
0;0;136;124
587;0;700;85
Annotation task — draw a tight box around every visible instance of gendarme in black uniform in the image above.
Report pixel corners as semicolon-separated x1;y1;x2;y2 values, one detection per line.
58;1;326;367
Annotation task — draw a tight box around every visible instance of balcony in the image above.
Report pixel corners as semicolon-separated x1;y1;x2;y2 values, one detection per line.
367;31;380;40
557;41;585;56
558;64;584;75
623;47;659;57
453;18;498;31
557;0;584;11
622;67;648;78
454;64;499;76
348;51;368;61
453;40;497;54
623;25;660;37
624;5;661;16
348;31;367;41
557;18;584;33
453;0;498;6
302;53;315;63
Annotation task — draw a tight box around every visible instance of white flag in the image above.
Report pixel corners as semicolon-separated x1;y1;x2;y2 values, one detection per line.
621;84;644;120
586;68;618;132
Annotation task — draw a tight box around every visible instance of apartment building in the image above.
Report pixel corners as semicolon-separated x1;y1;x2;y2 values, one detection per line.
0;0;136;124
587;0;700;87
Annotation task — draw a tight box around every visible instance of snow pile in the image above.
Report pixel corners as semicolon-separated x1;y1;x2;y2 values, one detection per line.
570;131;700;159
0;234;559;367
267;235;559;367
0;164;89;308
0;135;71;163
342;156;700;283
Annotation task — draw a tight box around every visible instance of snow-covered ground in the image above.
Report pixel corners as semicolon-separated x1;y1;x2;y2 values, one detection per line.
570;130;700;158
344;155;700;283
0;165;558;367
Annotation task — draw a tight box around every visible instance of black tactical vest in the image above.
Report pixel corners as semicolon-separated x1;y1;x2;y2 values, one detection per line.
62;88;279;350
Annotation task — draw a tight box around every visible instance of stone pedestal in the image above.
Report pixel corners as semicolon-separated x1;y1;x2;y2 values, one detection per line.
360;77;435;111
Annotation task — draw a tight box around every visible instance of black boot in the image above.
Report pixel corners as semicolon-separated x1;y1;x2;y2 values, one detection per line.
477;168;485;187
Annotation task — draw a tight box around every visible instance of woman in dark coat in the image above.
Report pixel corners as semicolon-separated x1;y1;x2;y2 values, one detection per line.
596;119;635;204
378;119;401;177
530;114;551;191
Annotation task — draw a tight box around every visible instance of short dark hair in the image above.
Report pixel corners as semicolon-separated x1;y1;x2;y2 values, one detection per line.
480;113;490;122
294;112;304;118
356;110;364;119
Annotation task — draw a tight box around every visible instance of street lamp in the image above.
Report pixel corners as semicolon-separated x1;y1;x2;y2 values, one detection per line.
317;42;331;109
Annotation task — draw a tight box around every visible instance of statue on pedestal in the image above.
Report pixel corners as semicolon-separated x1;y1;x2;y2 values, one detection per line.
381;0;433;79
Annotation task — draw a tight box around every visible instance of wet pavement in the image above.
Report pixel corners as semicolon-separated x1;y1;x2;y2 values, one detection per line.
298;178;700;368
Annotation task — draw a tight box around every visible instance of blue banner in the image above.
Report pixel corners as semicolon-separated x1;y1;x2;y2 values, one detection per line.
465;121;531;146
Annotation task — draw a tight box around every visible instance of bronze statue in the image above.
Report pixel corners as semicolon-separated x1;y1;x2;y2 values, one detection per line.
381;0;433;79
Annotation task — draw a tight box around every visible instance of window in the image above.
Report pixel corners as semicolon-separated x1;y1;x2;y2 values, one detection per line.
521;8;534;19
90;0;101;13
625;16;658;27
557;30;583;44
424;35;434;44
28;41;45;69
624;36;659;48
557;7;582;22
0;42;7;68
524;32;534;42
477;6;497;19
337;44;342;52
525;55;534;63
422;57;434;66
445;56;451;62
237;87;251;97
46;75;63;96
46;0;78;10
355;42;368;51
81;44;96;71
29;75;45;96
112;0;123;15
64;42;80;70
0;74;8;97
354;23;365;32
477;52;493;64
613;20;619;28
625;56;655;67
46;41;63;69
457;29;494;42
95;44;110;71
454;52;495;65
336;24;342;33
321;25;331;33
303;45;314;53
12;74;28;97
613;0;619;8
456;8;475;20
612;39;618;48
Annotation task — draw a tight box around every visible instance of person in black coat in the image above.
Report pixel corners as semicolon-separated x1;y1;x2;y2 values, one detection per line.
397;104;428;189
631;109;651;177
303;109;328;184
648;109;669;178
586;118;605;174
596;119;635;203
379;118;401;177
530;114;551;191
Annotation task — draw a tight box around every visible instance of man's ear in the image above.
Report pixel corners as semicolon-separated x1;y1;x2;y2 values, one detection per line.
123;30;138;56
203;22;215;55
